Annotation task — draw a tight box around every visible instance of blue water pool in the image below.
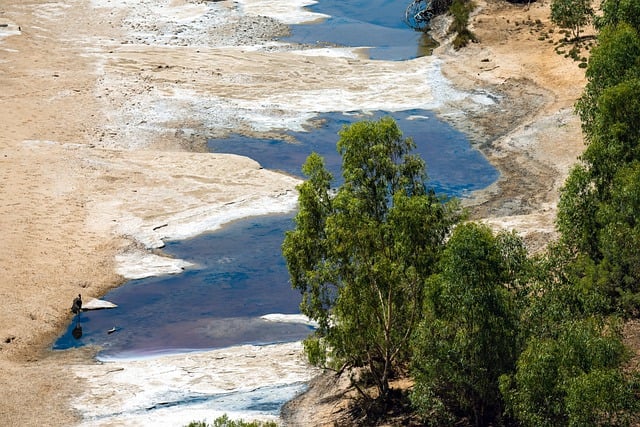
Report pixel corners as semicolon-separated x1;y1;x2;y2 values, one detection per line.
53;0;497;358
284;0;436;60
54;215;313;359
54;110;496;358
209;111;496;196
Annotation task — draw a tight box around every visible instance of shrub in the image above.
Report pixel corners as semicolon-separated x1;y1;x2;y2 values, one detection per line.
448;0;477;49
186;415;279;427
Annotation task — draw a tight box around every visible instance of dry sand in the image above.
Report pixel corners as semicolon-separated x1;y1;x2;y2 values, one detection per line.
0;0;587;425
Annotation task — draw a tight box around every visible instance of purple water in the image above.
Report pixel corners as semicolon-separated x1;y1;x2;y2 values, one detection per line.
284;0;437;60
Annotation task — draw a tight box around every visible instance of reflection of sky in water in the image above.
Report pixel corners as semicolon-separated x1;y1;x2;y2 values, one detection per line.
284;0;436;60
54;215;313;358
209;111;497;196
54;110;497;358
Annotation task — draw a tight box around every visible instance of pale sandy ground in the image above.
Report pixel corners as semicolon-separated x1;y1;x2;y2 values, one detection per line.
444;0;587;251
0;0;587;425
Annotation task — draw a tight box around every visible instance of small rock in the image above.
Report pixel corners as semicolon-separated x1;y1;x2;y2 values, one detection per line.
82;299;118;311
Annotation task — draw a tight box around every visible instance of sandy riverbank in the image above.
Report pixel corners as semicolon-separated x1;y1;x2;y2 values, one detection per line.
0;0;587;424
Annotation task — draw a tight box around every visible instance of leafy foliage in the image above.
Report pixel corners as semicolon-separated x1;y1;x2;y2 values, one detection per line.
596;162;640;313
411;223;526;426
550;0;594;41
506;5;640;425
560;22;640;314
185;415;278;427
520;243;610;337
556;164;600;258
280;2;640;421
283;117;460;403
596;0;640;31
500;317;638;427
576;24;640;137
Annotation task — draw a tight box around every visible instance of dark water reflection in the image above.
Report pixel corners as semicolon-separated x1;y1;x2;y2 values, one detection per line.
284;0;437;60
209;110;497;196
54;215;314;359
54;111;497;358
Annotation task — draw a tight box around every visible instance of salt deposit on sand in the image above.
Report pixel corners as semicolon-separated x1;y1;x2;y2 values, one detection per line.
83;0;492;278
0;21;21;38
239;0;329;24
82;148;301;277
74;342;318;426
88;0;495;151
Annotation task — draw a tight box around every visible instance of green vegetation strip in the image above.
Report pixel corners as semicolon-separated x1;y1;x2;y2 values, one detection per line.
278;0;640;424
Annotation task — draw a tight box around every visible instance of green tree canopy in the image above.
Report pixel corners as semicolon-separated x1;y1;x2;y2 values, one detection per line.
558;23;640;313
596;0;640;31
583;78;640;188
411;223;525;426
576;23;640;136
500;317;637;427
596;162;640;313
282;117;460;404
550;0;594;41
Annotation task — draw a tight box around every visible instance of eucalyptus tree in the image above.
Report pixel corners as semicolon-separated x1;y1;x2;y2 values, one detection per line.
500;317;638;427
575;23;640;138
282;117;460;404
559;23;640;312
411;223;526;426
550;0;594;41
596;0;640;31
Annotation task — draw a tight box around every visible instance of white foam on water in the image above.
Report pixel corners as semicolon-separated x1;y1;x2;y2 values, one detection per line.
83;298;118;310
261;313;319;328
115;250;195;280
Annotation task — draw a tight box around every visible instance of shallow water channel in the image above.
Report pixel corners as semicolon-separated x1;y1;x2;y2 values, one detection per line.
284;0;437;60
54;110;497;359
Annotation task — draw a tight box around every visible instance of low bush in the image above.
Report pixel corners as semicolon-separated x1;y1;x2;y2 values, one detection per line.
448;0;477;49
186;415;278;427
